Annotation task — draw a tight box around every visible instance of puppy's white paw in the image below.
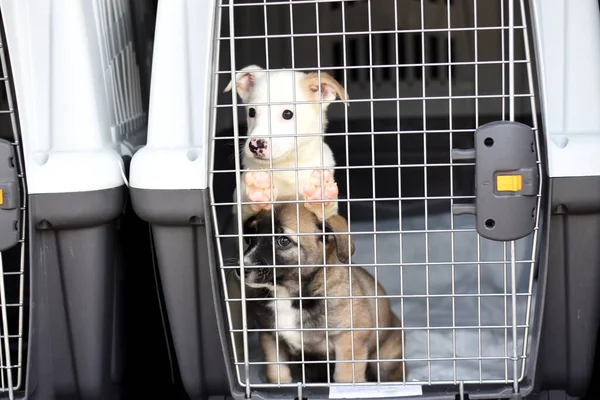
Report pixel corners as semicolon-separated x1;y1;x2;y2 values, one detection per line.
303;169;339;216
244;171;277;212
333;369;367;383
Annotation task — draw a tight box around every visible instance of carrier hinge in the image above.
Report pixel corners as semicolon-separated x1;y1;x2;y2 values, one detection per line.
295;382;306;400
451;121;539;241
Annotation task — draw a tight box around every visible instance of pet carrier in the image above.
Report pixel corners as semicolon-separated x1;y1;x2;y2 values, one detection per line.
0;0;150;398
129;0;600;399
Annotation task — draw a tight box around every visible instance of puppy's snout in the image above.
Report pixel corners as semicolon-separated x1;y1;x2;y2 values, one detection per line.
249;138;268;156
243;265;272;283
251;258;269;266
235;267;256;279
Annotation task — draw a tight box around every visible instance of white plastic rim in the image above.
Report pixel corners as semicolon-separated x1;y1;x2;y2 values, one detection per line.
530;0;600;178
0;0;126;194
129;0;216;190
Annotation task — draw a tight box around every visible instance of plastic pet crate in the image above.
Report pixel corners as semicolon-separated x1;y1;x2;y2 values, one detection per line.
0;0;151;398
129;0;600;399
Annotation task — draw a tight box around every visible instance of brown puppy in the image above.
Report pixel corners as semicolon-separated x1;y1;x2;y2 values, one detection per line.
239;200;406;384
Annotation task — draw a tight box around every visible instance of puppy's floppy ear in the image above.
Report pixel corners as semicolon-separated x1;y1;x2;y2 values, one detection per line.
302;71;349;107
323;214;355;263
223;64;264;103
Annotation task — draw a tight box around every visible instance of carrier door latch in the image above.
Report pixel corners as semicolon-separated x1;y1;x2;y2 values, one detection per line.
0;139;20;252
451;121;539;241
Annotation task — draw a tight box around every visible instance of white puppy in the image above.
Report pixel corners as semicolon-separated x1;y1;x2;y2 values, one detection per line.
224;65;348;222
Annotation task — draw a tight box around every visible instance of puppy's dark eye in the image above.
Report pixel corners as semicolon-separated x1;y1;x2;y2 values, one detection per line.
248;108;256;118
277;236;292;248
282;110;293;120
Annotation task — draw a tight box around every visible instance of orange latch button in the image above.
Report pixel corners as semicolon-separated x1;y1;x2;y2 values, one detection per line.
496;175;522;192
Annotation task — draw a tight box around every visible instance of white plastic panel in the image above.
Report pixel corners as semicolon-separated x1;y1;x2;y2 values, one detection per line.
530;0;600;178
129;0;216;190
0;0;126;194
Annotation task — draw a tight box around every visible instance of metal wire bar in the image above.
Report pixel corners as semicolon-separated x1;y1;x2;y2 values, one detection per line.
221;260;536;269
393;0;407;383
213;58;528;70
226;1;252;396
518;0;543;381
216;228;541;238
507;0;520;393
217;26;527;39
418;0;431;383
210;127;525;139
447;0;457;382
0;256;13;400
333;0;349;385
207;0;247;380
473;0;485;383
295;0;308;384
243;378;523;388
226;293;533;302
236;354;526;365
214;93;534;107
499;0;510;382
366;0;381;383
286;0;297;386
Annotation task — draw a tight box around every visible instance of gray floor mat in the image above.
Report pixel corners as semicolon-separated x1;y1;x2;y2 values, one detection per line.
234;210;537;385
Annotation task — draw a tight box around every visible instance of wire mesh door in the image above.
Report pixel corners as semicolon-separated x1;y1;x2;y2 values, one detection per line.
0;24;28;400
209;0;543;397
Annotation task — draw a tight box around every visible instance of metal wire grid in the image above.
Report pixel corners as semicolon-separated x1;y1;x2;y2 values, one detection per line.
94;0;147;142
0;29;28;400
208;0;542;396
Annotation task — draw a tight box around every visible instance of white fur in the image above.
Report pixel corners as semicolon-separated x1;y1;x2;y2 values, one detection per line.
240;250;302;350
224;65;346;222
267;286;302;352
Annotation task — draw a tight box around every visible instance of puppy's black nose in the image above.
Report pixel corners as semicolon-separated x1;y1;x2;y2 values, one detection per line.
249;138;267;155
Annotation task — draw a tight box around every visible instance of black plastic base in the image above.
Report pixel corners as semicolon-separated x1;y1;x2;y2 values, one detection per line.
531;177;600;399
130;187;231;400
25;186;126;400
526;390;579;400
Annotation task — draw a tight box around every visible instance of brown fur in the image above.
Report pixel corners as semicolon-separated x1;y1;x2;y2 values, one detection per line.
241;200;406;384
300;71;349;115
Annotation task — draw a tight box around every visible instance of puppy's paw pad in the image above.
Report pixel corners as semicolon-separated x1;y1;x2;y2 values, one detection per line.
303;169;339;205
244;171;271;189
244;171;276;212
